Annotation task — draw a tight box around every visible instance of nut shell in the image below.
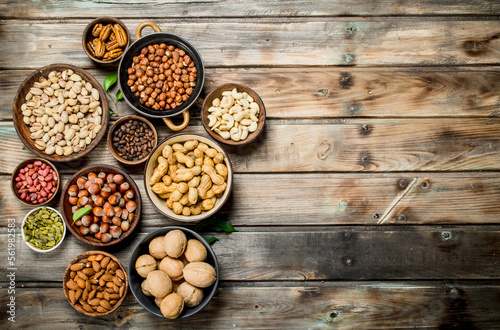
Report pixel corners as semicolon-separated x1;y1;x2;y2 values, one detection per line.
141;279;153;296
135;254;157;278
149;236;167;259
176;282;204;307
184;239;207;262
160;292;184;319
164;229;187;258
159;256;184;281
183;262;217;288
146;270;172;298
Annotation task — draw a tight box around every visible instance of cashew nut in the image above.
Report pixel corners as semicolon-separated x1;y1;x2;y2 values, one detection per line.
222;113;234;129
230;127;241;141
249;121;258;132
219;95;235;108
240;126;249;140
207;114;217;127
214;128;230;139
240;118;253;126
231;88;243;100
212;98;220;107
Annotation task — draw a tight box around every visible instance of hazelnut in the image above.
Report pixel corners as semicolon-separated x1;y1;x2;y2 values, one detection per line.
164;229;187;258
149;236;167;259
160;293;184;319
183;262;217;288
176;282;204;307
135;254;157;278
159;257;184;281
184;239;207;262
142;280;153;296
146;270;172;298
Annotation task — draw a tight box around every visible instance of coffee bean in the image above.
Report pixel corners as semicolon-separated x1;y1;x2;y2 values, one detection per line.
112;119;155;162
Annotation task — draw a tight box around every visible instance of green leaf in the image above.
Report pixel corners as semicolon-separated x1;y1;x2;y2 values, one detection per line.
103;72;117;92
72;207;93;223
116;89;123;100
195;217;238;233
109;110;116;115
202;235;219;244
211;219;238;232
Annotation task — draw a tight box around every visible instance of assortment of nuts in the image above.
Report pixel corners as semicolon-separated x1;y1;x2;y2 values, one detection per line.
65;253;126;314
23;207;64;250
149;139;228;216
68;171;137;243
207;88;260;142
111;119;155;162
126;43;197;110
135;229;216;319
87;23;128;61
14;160;58;204
21;69;103;157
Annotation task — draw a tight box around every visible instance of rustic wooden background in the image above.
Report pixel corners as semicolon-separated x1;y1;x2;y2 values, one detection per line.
1;1;500;328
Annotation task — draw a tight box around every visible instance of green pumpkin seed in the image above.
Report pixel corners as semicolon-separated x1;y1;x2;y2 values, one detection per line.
23;207;64;250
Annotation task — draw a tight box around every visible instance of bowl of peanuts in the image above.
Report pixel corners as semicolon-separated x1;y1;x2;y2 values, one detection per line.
202;83;266;145
118;21;205;132
144;133;233;222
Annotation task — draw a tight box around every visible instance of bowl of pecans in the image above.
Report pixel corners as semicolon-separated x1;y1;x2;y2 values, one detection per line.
83;16;130;64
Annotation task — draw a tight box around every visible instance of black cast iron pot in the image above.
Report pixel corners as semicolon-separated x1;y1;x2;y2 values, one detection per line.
118;21;205;131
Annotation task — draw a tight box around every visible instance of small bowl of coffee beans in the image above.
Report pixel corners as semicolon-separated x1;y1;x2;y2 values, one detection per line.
107;115;158;165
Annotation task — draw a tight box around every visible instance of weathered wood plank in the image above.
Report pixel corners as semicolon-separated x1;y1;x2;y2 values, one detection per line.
1;226;499;281
1;20;499;69
2;118;500;173
4;174;500;226
1;0;499;18
2;283;500;329
3;68;500;120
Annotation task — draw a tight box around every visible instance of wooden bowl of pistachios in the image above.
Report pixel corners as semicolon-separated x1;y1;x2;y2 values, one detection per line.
12;63;109;163
82;16;130;65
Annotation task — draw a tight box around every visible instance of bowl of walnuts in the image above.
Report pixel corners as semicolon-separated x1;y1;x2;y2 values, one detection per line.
128;226;219;319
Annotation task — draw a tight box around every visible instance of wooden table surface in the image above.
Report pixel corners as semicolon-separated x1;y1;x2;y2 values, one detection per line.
1;1;500;328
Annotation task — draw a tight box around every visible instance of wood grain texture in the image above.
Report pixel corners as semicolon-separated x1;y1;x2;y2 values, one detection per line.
3;68;500;120
2;283;500;329
3;118;500;173
1;0;499;18
4;174;500;226
1;20;499;69
2;227;499;281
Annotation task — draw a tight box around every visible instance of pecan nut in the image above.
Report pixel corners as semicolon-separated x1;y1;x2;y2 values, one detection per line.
112;24;128;47
99;24;112;41
87;41;96;57
93;38;105;58
105;40;120;51
103;49;123;60
109;32;116;42
92;23;103;37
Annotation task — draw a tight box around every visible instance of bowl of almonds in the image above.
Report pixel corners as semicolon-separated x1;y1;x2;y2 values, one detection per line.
63;251;128;316
82;16;130;64
12;64;109;162
202;83;266;145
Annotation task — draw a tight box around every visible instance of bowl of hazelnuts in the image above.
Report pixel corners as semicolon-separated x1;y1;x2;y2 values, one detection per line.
118;21;205;132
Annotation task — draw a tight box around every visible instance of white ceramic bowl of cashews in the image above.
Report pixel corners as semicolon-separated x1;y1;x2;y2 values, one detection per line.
202;83;266;146
144;133;233;222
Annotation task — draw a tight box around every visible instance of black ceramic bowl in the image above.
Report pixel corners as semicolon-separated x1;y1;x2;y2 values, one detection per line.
118;21;205;120
128;226;219;319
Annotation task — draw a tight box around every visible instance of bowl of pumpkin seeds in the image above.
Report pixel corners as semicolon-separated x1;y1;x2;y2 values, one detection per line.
22;206;66;252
